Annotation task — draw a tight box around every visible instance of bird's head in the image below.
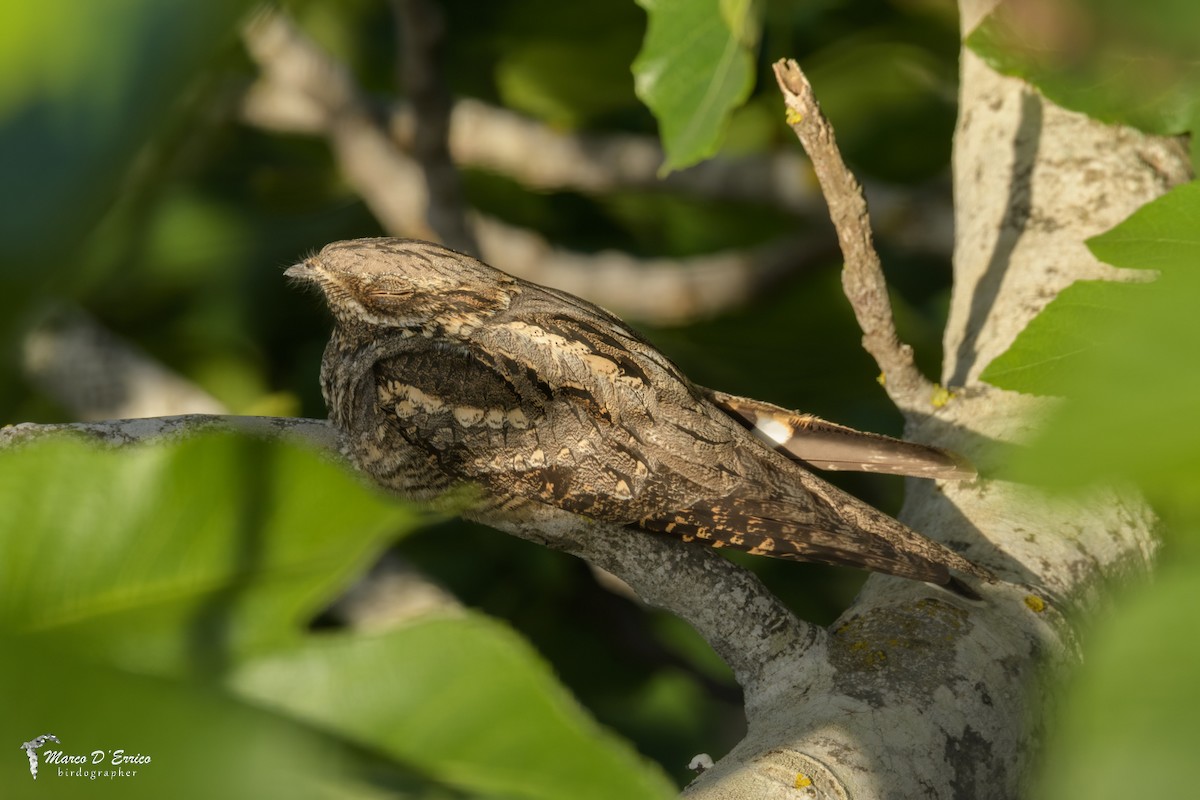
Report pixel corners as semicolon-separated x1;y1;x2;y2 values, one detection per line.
286;238;516;338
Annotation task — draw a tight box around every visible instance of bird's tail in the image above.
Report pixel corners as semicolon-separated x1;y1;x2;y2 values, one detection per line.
638;479;993;598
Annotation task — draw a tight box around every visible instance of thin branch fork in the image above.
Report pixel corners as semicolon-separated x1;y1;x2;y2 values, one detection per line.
772;59;935;415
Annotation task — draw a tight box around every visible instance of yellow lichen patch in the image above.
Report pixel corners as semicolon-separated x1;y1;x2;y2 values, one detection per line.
1024;594;1046;613
784;108;804;126
913;597;967;630
930;384;955;409
846;640;886;666
794;772;813;789
876;372;887;387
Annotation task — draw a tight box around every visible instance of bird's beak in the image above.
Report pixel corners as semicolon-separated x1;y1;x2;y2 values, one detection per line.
284;260;318;281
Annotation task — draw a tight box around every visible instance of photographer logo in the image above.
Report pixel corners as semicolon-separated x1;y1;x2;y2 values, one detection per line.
19;734;151;781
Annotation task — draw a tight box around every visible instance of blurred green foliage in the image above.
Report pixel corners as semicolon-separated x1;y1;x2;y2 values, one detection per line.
3;636;361;800
971;2;1200;796
0;0;967;794
0;435;673;799
984;180;1200;800
968;0;1200;151
0;0;254;271
1031;564;1200;800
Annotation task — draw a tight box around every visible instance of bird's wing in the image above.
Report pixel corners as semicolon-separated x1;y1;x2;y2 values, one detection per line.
635;481;981;595
372;315;990;597
372;336;660;522
704;389;975;480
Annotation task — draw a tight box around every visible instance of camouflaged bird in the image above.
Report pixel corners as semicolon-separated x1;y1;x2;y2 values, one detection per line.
288;238;992;598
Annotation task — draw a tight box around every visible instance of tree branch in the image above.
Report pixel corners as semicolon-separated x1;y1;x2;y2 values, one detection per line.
0;415;818;695
391;0;478;256
22;306;225;420
241;8;829;325
773;59;934;414
943;4;1192;387
243;83;956;256
479;505;822;695
0;415;339;451
678;40;1184;800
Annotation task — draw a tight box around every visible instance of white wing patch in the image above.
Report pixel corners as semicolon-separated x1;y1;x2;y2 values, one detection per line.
753;416;794;446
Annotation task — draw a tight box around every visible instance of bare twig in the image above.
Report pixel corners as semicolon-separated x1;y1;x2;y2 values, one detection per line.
243;7;434;241
391;0;478;255
773;59;935;413
23;307;225;420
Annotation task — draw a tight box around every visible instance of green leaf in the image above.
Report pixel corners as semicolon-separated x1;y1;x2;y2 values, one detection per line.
966;0;1200;136
632;0;762;174
1004;269;1200;495
0;637;358;800
231;617;677;800
982;182;1200;499
0;0;253;270
0;433;422;674
0;433;671;795
979;279;1140;395
1087;180;1200;273
1033;563;1200;800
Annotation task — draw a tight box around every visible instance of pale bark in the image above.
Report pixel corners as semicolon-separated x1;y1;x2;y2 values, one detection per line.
677;4;1187;797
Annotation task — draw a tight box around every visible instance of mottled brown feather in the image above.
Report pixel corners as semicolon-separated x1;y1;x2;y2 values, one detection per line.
288;237;993;598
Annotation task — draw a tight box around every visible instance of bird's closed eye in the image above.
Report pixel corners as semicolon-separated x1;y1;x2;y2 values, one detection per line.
369;289;417;305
